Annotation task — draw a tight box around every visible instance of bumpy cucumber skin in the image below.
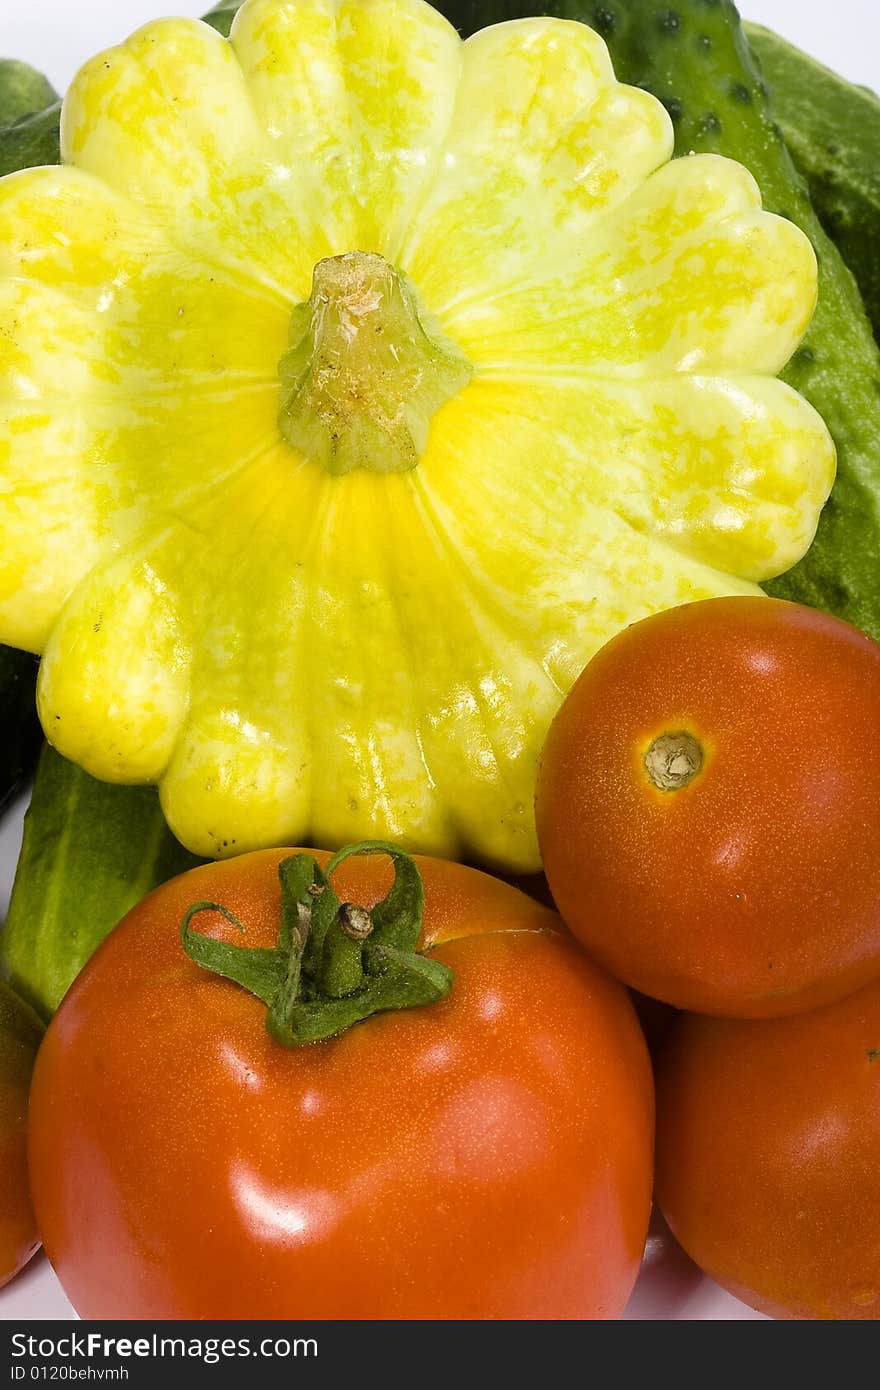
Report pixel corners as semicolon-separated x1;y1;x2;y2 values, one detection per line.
0;747;202;1019
439;0;880;640
0;649;40;816
748;22;880;343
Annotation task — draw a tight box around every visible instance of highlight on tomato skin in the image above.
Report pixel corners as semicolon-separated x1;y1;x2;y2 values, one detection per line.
27;846;654;1321
655;977;880;1320
536;595;880;1020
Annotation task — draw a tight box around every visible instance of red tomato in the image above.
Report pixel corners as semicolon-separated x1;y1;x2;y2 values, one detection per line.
28;849;653;1320
536;597;880;1017
656;978;880;1319
0;982;42;1286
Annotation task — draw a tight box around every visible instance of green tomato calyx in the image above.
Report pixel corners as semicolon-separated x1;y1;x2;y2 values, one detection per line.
278;251;473;476
181;841;454;1046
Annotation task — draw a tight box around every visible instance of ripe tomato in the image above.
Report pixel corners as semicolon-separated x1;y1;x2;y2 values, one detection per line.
28;848;653;1320
0;982;42;1286
536;597;880;1017
656;978;880;1319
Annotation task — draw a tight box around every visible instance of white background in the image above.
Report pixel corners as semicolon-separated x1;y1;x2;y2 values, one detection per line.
3;0;879;93
0;0;875;1325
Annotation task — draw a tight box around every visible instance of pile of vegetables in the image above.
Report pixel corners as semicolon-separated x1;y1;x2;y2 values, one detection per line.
1;0;880;1321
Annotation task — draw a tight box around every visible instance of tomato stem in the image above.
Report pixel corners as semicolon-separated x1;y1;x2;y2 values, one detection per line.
644;732;704;792
180;841;454;1045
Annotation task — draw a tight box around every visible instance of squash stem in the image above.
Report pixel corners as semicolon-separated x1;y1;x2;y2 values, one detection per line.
278;251;472;476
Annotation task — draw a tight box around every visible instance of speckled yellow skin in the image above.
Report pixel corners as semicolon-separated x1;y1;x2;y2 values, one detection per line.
0;0;834;867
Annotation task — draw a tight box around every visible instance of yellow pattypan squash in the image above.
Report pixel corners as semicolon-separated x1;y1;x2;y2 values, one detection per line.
0;0;834;869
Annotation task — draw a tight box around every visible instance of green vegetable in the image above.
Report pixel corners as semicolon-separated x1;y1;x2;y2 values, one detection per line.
0;648;40;815
438;0;880;640
0;58;59;177
0;102;61;176
747;23;880;341
203;2;242;35
0;58;56;127
1;747;202;1019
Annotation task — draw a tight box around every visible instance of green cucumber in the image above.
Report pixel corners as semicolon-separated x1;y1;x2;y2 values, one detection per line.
0;57;59;176
747;23;880;342
438;0;880;640
1;747;202;1019
0;101;61;177
203;2;241;36
0;58;56;128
